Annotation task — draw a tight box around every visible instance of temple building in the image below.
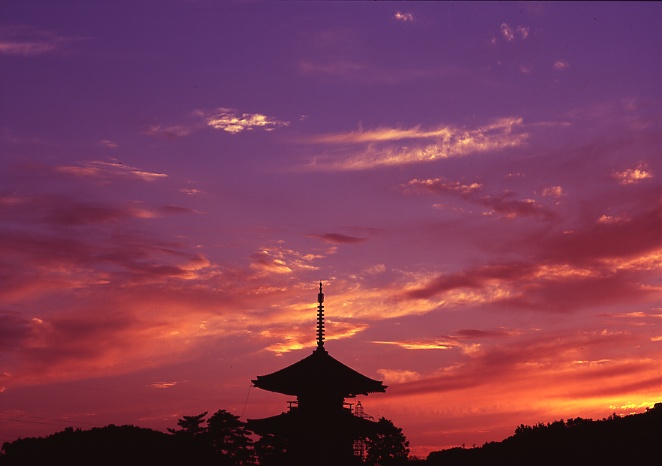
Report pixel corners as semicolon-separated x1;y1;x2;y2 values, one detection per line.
248;283;387;465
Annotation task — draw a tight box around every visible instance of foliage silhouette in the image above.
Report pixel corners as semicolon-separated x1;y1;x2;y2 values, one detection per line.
205;409;256;465
252;433;287;466
427;402;662;465
365;417;411;466
0;410;258;466
0;425;182;466
168;411;208;437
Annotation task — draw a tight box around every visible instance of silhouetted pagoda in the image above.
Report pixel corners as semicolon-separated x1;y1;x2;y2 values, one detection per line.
248;283;386;465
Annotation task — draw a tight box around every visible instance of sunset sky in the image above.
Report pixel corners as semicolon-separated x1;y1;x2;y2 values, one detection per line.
1;1;661;457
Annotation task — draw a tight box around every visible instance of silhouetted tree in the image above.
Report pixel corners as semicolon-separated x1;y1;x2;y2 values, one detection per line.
253;433;287;466
167;411;214;462
168;411;208;437
365;417;410;466
205;409;255;465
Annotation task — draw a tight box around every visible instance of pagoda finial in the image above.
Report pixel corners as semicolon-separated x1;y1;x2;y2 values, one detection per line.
316;282;325;350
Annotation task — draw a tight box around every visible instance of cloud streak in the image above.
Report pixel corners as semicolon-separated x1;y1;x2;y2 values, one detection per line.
405;177;557;221
146;108;289;138
305;118;527;171
54;160;167;183
0;25;79;56
308;233;368;245
203;108;290;134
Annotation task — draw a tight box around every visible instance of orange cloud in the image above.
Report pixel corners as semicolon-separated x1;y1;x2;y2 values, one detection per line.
145;107;289;139
205;108;289;133
613;163;654;185
248;245;322;276
542;186;564;198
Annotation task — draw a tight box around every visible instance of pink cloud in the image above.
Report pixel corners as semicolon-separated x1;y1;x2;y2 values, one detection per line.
0;25;80;56
406;178;557;221
538;202;662;265
54;160;168;183
403;194;662;314
309;233;368;244
394;12;414;23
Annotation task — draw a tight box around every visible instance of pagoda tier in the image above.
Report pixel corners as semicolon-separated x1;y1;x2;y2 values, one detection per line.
248;407;381;436
251;346;386;398
249;408;381;465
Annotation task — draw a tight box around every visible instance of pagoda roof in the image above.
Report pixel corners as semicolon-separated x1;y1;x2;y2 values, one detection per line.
252;347;386;397
247;406;381;436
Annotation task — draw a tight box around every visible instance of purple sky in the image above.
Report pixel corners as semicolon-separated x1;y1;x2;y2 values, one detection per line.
1;1;661;457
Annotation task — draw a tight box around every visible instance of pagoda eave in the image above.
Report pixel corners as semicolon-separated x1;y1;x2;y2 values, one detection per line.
252;347;386;397
247;409;381;437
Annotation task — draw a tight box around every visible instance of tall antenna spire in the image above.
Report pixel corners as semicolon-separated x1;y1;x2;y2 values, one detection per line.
316;282;325;350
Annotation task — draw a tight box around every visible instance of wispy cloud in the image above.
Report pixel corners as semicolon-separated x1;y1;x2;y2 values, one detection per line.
308;233;368;245
146;108;289;139
305;118;527;171
148;382;178;389
298;60;368;78
0;25;80;56
203;108;290;134
313;126;464;145
498;23;529;43
394;12;414;23
501;23;515;42
377;368;420;384
145;123;196;139
248;245;322;276
405;177;557;221
55;160;167;182
374;339;479;355
517;26;530;39
99;139;118;149
179;188;202;196
553;60;570;71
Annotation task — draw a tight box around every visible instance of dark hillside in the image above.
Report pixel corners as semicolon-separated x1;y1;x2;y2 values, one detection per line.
0;424;185;466
427;403;662;465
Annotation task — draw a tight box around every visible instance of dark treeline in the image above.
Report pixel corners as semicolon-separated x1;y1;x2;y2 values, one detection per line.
427;402;662;465
0;409;413;466
2;404;661;464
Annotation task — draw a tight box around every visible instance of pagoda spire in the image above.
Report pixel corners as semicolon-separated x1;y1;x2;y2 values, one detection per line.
316;282;325;350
